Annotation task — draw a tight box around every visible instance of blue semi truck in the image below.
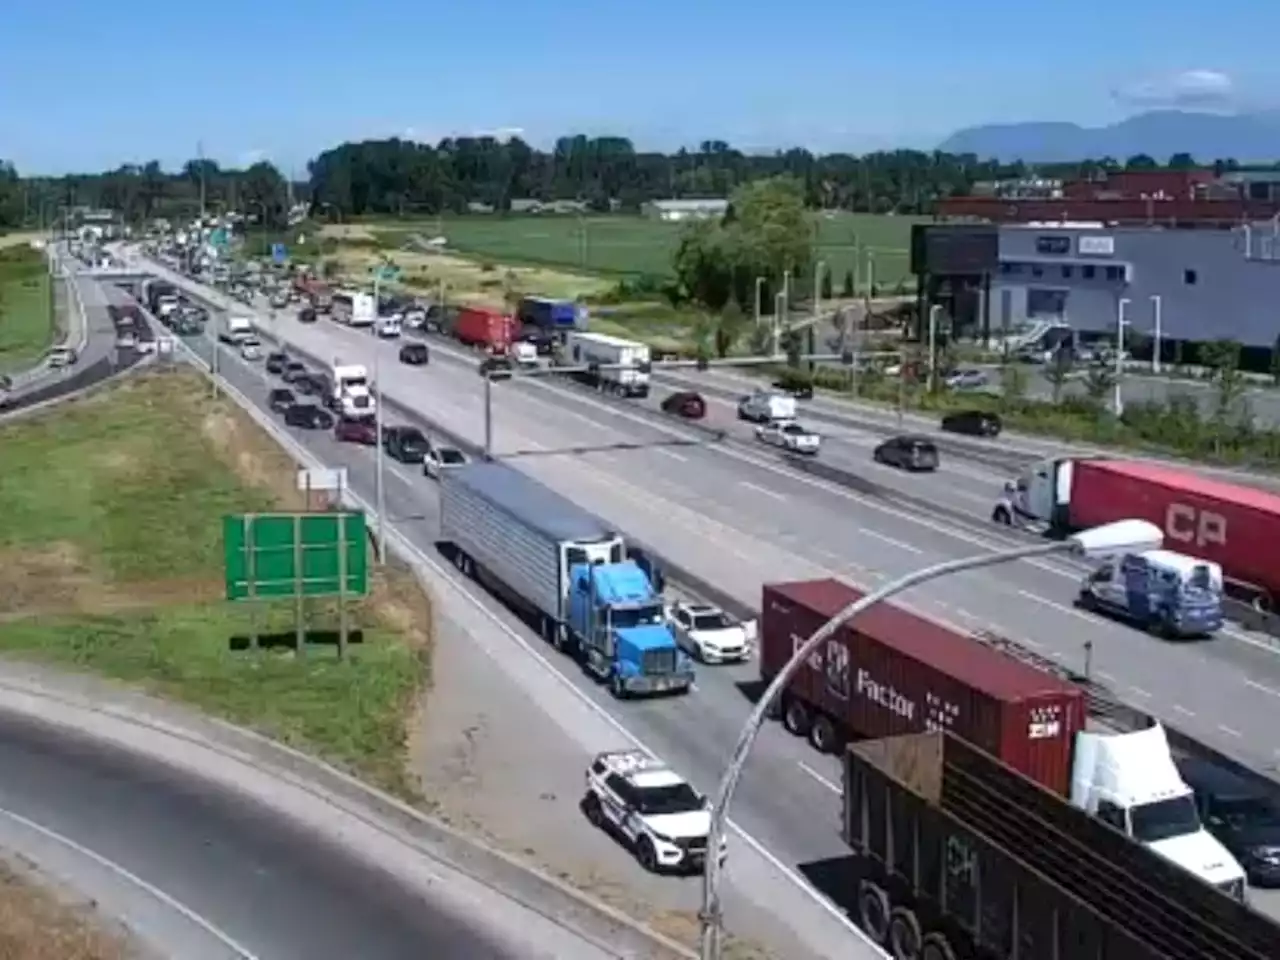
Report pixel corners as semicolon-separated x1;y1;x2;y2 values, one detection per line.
439;462;693;697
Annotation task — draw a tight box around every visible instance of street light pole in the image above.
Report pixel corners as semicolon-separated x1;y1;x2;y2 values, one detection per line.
483;372;494;459
696;519;1164;960
373;268;387;564
813;260;825;327
1150;294;1162;374
772;292;785;357
753;277;764;328
1115;297;1130;418
927;304;941;393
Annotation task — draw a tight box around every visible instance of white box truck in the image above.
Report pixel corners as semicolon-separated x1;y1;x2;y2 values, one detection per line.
564;331;651;398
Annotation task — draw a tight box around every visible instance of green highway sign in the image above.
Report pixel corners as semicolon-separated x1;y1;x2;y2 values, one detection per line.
370;262;401;283
223;511;368;601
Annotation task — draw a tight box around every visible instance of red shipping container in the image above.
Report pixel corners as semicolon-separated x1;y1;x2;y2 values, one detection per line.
1068;459;1280;602
761;579;1086;795
454;307;515;351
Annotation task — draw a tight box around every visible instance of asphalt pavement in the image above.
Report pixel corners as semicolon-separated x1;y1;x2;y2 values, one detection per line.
0;709;523;960
140;259;1280;928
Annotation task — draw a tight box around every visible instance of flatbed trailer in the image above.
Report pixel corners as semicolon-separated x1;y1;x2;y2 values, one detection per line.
843;730;1280;960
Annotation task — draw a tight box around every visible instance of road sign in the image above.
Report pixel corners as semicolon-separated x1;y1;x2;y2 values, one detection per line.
296;467;347;492
272;242;287;264
223;511;367;601
370;262;401;283
210;228;230;248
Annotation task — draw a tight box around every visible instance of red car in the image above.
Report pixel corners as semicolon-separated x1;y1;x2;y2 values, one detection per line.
661;390;706;419
334;416;378;444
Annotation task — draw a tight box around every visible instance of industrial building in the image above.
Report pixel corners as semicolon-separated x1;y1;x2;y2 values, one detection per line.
991;222;1280;353
642;199;729;222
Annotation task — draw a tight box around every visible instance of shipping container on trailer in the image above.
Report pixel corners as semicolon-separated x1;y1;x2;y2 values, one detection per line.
453;306;516;351
1068;459;1280;603
842;730;1280;960
517;296;579;330
760;578;1085;793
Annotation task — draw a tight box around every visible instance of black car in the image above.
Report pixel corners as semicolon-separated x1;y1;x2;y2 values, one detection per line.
268;388;295;413
281;361;308;383
771;378;814;400
873;435;940;472
941;409;1002;438
294;374;323;397
479;355;514;378
399;342;430;366
265;352;289;375
661;390;706;419
383;425;430;463
1180;758;1280;888
283;403;334;429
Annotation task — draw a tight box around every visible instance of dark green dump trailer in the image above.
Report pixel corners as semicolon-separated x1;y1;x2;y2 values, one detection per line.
843;730;1280;960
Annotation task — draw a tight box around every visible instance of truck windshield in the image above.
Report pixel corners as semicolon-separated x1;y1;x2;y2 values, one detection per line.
634;783;703;816
611;604;665;629
1130;794;1202;842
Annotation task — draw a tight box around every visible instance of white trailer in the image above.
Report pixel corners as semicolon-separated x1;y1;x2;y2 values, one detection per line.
564;331;651;398
440;462;624;644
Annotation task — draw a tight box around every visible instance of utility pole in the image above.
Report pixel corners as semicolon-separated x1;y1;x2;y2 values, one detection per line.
927;304;942;393
197;140;207;219
753;276;764;329
1114;298;1130;418
1150;294;1162;374
374;268;388;563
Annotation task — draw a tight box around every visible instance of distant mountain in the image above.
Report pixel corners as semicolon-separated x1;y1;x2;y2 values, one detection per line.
938;110;1280;163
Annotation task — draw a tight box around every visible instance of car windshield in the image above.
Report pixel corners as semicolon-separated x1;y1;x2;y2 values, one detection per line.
691;612;734;631
274;391;293;402
1130;795;1202;843
286;362;305;371
400;430;427;446
438;449;466;464
634;782;704;816
1218;796;1280;826
611;603;665;629
781;424;806;435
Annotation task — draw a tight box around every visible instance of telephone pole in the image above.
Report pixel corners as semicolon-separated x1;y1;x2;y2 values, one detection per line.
197;140;207;219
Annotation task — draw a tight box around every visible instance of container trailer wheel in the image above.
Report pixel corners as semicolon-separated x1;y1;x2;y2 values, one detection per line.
808;715;842;754
888;906;923;960
920;933;956;960
454;550;473;578
857;881;890;944
782;698;812;737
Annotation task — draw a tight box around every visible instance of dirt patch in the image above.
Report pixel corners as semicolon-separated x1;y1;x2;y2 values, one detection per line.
0;855;141;959
317;224;379;243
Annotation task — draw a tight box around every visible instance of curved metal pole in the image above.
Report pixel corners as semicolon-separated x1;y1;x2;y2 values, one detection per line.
698;539;1069;959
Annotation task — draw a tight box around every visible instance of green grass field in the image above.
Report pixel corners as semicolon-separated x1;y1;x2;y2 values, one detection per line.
0;245;53;374
0;371;431;796
377;212;923;288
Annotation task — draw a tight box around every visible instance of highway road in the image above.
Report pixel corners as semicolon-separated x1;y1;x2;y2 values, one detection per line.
144;259;1280;926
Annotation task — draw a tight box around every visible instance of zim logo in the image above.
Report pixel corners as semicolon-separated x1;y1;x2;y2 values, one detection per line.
1165;503;1226;549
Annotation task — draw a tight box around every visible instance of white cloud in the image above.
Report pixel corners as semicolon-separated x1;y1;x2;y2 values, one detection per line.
1113;69;1235;109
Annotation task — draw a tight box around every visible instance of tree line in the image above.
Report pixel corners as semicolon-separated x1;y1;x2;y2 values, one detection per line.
3;136;1276;232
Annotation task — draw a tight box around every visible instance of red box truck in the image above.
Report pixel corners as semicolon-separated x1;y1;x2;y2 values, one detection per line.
760;578;1086;794
453;306;515;351
1001;457;1280;604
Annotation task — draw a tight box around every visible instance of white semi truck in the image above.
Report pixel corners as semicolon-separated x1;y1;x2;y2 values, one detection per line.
563;331;651;398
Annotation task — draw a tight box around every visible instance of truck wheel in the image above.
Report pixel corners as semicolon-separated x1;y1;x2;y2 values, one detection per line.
783;698;811;737
582;794;605;828
610;673;630;700
921;933;956;960
888;907;923;960
636;838;659;873
808;715;843;754
992;506;1012;525
857;881;891;944
454;550;471;578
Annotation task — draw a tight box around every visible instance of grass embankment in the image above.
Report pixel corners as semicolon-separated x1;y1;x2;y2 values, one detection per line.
0;244;53;374
0;369;432;797
0;858;138;959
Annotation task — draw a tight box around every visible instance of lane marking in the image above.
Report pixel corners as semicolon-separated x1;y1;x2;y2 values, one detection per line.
1016;589;1096;624
738;480;785;501
1097;670;1118;683
655;448;688;463
797;762;840;795
1219;724;1243;738
1129;686;1153;699
0;804;260;958
1173;704;1196;716
857;528;921;554
171;332;885;953
1245;678;1280;699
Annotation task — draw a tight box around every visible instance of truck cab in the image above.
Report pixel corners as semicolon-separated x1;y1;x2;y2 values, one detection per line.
330;363;376;418
992;456;1074;530
1071;723;1246;899
567;561;693;698
1079;549;1224;638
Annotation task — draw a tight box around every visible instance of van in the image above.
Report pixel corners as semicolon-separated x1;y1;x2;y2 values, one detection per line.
1077;549;1224;638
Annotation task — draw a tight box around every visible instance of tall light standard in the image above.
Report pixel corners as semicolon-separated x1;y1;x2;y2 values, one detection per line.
1115;297;1131;418
1150;294;1163;374
753;276;765;329
926;304;942;393
697;518;1165;960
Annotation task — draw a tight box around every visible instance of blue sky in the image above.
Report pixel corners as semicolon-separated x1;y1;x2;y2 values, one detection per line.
3;0;1276;174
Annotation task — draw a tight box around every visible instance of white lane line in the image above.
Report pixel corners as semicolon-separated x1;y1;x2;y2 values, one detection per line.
1129;686;1153;699
858;528;922;554
0;804;260;958
1097;670;1118;683
1173;704;1196;716
1219;724;1243;738
797;762;840;795
1016;589;1095;624
654;448;688;463
1245;678;1280;699
738;480;786;501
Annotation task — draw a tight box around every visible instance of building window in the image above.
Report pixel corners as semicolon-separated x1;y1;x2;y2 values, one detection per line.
1061;265;1073;279
1082;265;1096;280
1105;266;1124;281
1031;265;1043;278
1184;269;1198;285
999;262;1012;275
1035;235;1071;255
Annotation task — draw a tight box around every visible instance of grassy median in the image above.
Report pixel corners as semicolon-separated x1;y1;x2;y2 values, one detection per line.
0;369;432;797
0;244;53;374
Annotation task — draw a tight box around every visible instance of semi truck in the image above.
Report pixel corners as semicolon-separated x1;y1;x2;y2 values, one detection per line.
759;577;1245;896
842;730;1280;960
563;331;651;398
218;315;254;345
329;362;375;418
993;456;1280;607
440;462;693;697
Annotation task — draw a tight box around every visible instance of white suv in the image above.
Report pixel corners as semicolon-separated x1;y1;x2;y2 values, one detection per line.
582;750;724;874
669;602;754;663
736;389;796;423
